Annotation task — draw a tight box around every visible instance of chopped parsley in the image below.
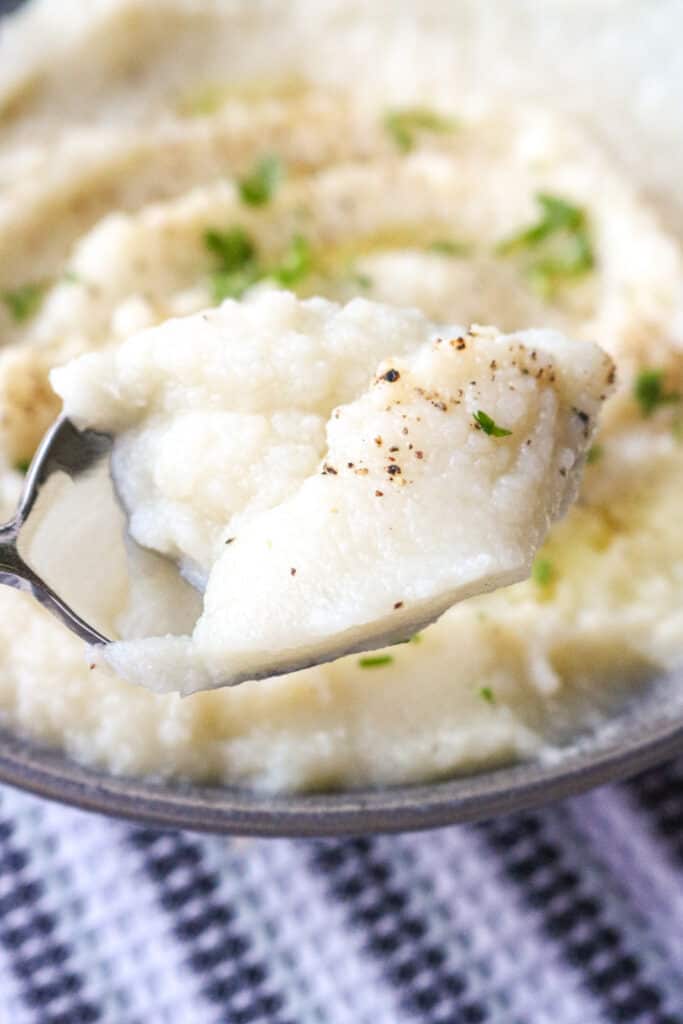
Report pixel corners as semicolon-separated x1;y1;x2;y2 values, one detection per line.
205;226;256;267
586;443;603;465
270;234;312;287
532;557;555;588
497;193;594;297
178;84;228;117
383;107;457;152
358;654;394;669
350;271;373;290
2;282;45;323
205;225;260;302
238;154;283;207
13;458;31;474
409;633;422;644
633;368;680;418
473;410;512;437
479;686;495;704
204;226;313;302
428;239;471;257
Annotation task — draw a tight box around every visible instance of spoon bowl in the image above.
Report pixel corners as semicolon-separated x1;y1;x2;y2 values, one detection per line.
1;416;112;645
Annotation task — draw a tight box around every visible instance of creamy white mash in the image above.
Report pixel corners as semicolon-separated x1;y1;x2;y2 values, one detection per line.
53;295;612;691
0;0;681;790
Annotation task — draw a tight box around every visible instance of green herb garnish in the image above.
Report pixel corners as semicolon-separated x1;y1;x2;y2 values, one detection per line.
238;155;283;207
204;226;260;301
14;458;31;474
473;410;512;437
497;193;594;297
204;226;313;302
178;84;228;117
358;654;394;669
586;443;603;465
409;633;422;644
2;283;45;323
271;234;312;287
351;271;373;290
428;240;471;257
633;368;680;418
205;226;256;268
498;194;584;253
532;558;555;588
479;686;495;704
383;107;457;152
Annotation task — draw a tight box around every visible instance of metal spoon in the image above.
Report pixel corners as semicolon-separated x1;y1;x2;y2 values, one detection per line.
0;416;112;645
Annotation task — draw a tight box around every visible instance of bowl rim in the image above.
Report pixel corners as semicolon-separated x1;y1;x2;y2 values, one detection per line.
0;708;681;836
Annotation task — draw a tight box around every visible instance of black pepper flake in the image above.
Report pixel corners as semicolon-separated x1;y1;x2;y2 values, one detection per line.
375;489;384;497
393;601;404;610
322;464;338;475
382;368;400;383
559;467;567;477
374;436;383;446
290;567;297;576
402;427;409;435
608;366;616;385
573;407;590;425
347;461;355;468
455;338;467;350
415;450;424;459
225;536;235;545
389;446;399;452
387;464;401;475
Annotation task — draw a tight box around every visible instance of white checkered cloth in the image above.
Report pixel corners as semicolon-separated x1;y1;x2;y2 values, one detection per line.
0;760;682;1024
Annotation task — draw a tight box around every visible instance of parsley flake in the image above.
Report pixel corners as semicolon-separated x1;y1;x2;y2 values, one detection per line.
351;271;373;290
479;686;495;704
238;154;283;207
428;239;471;257
14;458;31;474
473;410;512;437
2;282;45;323
271;234;312;287
586;443;603;465
358;654;394;669
497;193;594;297
204;226;313;302
532;558;555;587
633;368;680;418
383;107;457;152
204;226;260;302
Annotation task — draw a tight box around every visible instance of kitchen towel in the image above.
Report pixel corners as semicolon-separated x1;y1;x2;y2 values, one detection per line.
0;759;681;1024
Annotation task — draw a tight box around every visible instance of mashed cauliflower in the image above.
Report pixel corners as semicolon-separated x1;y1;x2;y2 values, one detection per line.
0;0;681;790
53;296;612;690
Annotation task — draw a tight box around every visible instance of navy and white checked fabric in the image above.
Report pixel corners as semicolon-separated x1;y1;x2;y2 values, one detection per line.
1;759;682;1023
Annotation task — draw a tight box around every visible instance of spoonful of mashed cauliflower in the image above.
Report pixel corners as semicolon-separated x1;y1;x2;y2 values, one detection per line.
5;292;614;694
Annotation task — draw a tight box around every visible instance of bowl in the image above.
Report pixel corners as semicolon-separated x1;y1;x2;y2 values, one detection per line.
1;677;682;835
